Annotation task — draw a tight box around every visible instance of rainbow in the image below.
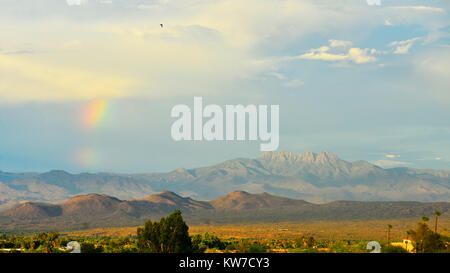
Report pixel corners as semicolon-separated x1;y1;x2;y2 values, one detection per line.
75;99;110;169
82;99;107;128
74;147;97;168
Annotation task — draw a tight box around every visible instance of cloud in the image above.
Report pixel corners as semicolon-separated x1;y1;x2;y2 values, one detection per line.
347;48;377;64
0;0;446;102
282;79;304;88
0;54;135;102
372;159;412;168
389;37;421;54
0;20;251;102
385;154;400;158
389;6;446;13
1;50;34;55
298;46;348;62
268;72;287;80
384;19;393;26
412;47;450;103
380;5;447;33
296;41;377;64
329;40;352;48
63;40;82;48
267;71;303;88
66;0;89;6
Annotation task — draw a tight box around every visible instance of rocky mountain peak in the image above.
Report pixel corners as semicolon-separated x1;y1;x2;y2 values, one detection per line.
259;150;343;165
316;150;339;163
259;151;296;161
297;150;317;163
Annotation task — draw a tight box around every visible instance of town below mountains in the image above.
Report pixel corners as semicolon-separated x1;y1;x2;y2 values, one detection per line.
1;190;448;231
1;151;449;214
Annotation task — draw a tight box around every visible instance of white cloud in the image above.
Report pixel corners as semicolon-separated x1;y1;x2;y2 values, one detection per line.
282;79;304;88
66;0;89;6
412;47;450;103
329;40;353;48
347;48;377;64
380;5;447;32
295;41;377;64
389;37;421;54
372;159;412;168
268;72;287;80
3;0;367;101
298;46;348;62
0;53;135;102
0;0;446;102
389;6;445;13
384;19;393;26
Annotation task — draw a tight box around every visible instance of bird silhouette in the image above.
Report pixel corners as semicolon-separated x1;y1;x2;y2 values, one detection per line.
160;24;163;28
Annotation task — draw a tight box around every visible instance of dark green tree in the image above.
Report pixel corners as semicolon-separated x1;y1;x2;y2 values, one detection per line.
137;220;160;252
382;245;408;253
137;210;193;253
80;241;104;253
191;233;226;252
408;222;445;253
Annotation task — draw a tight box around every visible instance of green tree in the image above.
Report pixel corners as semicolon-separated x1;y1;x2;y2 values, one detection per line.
382;245;408;253
408;222;445;253
421;216;429;223
304;236;316;248
137;210;193;253
433;211;442;233
137;220;160;252
81;241;104;253
232;240;268;253
191;233;226;252
406;230;411;240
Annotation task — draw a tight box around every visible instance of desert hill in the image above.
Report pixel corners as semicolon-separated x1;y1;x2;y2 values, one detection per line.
0;190;448;232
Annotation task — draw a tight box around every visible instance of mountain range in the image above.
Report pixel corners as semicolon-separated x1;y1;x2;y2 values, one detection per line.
0;151;449;213
1;190;448;231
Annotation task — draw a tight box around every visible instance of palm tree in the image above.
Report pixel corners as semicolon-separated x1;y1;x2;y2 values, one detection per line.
433;211;442;233
387;224;392;245
405;230;411;251
421;216;429;224
406;230;411;240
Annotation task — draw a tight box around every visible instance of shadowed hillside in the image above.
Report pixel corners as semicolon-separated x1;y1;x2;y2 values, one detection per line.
209;191;311;210
0;190;448;232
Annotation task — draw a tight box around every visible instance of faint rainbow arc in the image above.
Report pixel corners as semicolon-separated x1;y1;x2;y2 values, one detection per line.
82;99;108;128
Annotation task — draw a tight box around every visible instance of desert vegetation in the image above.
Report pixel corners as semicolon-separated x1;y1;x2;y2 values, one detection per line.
0;210;448;253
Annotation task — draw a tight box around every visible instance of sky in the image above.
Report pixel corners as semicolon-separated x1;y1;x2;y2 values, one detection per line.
0;0;449;173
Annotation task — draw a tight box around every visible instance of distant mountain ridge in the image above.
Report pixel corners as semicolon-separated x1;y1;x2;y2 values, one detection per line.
1;190;448;231
209;190;310;210
0;151;449;212
1;191;212;220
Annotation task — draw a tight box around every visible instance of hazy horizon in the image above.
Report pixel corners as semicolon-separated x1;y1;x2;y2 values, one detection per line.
1;149;449;174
